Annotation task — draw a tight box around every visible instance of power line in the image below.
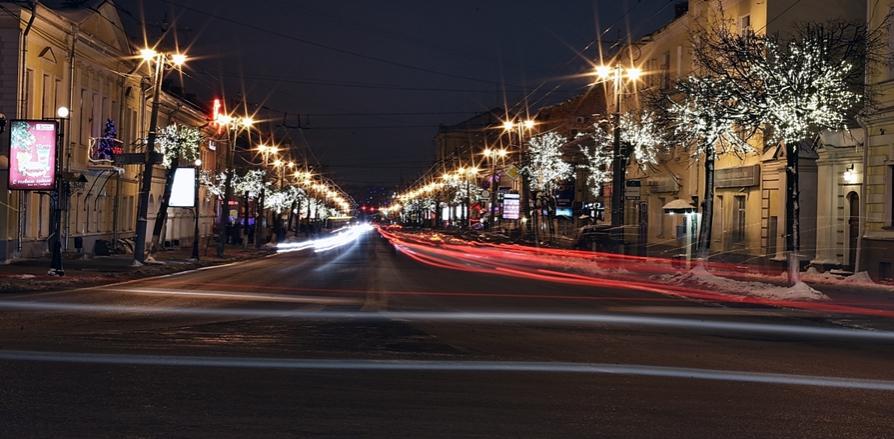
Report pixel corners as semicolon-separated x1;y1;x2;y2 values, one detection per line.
199;70;555;95
161;0;510;86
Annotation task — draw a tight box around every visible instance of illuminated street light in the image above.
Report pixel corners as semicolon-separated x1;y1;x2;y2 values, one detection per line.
56;106;70;119
171;53;187;66
592;62;645;241
139;48;158;62
134;46;192;264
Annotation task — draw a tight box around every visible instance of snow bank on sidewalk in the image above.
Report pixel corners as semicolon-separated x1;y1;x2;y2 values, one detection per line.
668;265;829;301
800;268;894;293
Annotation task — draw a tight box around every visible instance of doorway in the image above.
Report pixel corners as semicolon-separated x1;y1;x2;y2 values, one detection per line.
847;192;860;269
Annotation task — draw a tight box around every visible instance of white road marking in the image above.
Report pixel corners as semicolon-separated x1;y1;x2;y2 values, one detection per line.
0;301;892;341
96;287;361;305
1;350;892;391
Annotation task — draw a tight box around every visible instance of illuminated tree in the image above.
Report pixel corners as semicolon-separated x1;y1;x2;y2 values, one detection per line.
621;110;665;168
525;132;572;194
689;21;871;284
200;170;229;200
578;111;665;201
665;75;758;261
149;123;203;257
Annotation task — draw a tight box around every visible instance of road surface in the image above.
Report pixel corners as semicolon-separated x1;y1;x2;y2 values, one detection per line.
0;228;892;438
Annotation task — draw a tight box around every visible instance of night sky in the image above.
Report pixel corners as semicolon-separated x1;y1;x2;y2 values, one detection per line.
111;0;677;196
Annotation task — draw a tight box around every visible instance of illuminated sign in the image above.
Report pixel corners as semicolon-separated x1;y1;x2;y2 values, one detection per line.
169;167;196;207
9;120;57;190
211;98;225;132
502;193;520;220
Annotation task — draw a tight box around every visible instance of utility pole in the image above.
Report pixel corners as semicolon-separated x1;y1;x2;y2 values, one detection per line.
50;113;66;275
133;55;164;265
192;158;201;260
594;64;642;253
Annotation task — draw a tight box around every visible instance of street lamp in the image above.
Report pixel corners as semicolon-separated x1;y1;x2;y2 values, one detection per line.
192;158;202;260
48;106;69;275
482;147;509;230
214;112;254;257
254;142;280;248
133;48;189;265
594;63;642;251
501;117;537;238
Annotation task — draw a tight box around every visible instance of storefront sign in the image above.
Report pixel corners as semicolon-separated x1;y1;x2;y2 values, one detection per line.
503;193;520;220
9;120;57;190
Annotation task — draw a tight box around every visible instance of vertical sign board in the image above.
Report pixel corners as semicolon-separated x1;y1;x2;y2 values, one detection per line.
502;193;520;220
9;120;57;190
169;167;197;207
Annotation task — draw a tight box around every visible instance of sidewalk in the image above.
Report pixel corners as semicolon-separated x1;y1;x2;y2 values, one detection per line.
0;244;274;294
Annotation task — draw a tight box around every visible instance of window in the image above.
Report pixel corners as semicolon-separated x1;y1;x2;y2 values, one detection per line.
79;88;88;145
41;74;52;118
24;69;34;118
658;197;667;238
660;51;671;90
732;195;746;243
54;79;62;114
676;45;683;79
739;15;751;35
889;166;894;226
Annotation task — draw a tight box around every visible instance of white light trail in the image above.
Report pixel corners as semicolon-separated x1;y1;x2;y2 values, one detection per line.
1;300;892;342
1;350;893;391
276;223;374;254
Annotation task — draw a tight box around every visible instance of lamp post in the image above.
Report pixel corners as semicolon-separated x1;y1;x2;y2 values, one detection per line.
133;48;187;265
502;119;536;239
49;106;69;275
214;114;254;258
593;64;642;251
255;143;277;248
192;158;201;260
482;147;508;230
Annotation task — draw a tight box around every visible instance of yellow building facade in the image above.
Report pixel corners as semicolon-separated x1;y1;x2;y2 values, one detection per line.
0;1;219;261
610;0;864;265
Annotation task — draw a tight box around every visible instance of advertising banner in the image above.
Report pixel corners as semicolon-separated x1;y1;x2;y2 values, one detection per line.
169;167;197;207
9;120;57;190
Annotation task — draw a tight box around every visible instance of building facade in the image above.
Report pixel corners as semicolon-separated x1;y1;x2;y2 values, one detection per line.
600;0;864;266
0;1;219;261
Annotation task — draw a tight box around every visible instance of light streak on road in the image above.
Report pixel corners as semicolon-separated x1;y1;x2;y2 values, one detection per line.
276;223;374;254
107;287;361;305
378;228;894;319
1;299;893;341
2;350;893;391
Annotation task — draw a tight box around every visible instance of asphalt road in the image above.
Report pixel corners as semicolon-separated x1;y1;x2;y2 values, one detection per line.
0;230;892;438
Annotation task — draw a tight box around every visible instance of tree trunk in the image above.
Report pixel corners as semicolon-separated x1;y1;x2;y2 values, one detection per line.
148;162;178;257
785;141;801;285
242;193;250;248
255;188;265;248
696;146;715;262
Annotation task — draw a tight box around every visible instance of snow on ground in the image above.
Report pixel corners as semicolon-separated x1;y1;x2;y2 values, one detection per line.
801;267;894;293
666;265;829;301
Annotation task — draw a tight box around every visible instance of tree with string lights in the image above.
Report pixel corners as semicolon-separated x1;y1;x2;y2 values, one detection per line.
688;21;872;285
148;123;202;258
525;131;572;238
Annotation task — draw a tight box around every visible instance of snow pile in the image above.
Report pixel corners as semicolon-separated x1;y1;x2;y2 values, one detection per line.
800;268;894;292
670;265;829;301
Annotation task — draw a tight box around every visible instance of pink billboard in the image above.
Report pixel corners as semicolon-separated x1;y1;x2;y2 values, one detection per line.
9;120;57;190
